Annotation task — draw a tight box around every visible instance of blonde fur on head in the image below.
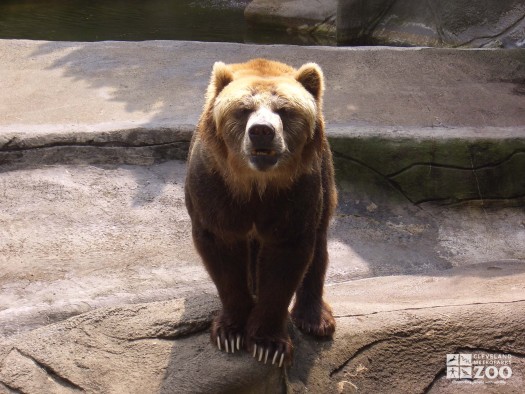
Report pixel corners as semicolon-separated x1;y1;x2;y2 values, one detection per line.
206;61;234;102
198;59;327;200
295;63;324;102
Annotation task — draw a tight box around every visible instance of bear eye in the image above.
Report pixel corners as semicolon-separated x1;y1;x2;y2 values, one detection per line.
234;107;251;118
277;107;295;117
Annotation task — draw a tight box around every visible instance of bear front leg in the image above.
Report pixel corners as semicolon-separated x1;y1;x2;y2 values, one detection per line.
246;235;315;367
192;227;254;353
291;231;336;337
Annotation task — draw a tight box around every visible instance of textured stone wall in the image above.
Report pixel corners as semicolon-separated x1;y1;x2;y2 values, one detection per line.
337;0;525;47
244;0;338;44
330;133;525;205
244;0;525;47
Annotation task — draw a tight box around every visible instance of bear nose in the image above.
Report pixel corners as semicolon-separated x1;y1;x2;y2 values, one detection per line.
248;124;275;147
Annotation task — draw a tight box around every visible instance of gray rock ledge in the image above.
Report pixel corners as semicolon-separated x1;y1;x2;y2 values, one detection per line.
1;262;524;393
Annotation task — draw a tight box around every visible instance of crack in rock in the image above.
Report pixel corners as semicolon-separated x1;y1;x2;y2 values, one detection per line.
455;11;525;47
334;299;525;319
387;149;525;178
332;150;417;205
329;328;417;378
0;140;191;152
329;337;391;377
14;348;85;392
0;380;26;394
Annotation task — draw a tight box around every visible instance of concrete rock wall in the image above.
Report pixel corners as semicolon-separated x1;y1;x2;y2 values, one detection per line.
337;0;525;47
245;0;525;47
245;0;338;44
330;130;525;205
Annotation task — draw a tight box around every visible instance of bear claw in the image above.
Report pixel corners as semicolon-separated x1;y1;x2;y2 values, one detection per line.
252;345;286;367
272;350;279;365
216;333;243;353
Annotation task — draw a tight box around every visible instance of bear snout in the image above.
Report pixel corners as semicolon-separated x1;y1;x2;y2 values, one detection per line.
243;107;285;172
246;129;280;170
248;123;275;148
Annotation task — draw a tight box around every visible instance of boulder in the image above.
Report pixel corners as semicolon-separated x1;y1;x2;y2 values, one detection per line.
337;0;525;47
245;0;337;42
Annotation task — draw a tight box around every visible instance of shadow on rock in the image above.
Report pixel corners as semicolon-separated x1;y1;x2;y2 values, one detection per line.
327;150;525;281
160;294;288;394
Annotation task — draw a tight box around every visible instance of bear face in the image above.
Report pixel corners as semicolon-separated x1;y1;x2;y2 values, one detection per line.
198;59;326;197
213;67;318;171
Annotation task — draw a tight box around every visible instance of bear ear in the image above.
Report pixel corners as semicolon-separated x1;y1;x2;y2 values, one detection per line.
296;63;324;101
209;61;234;98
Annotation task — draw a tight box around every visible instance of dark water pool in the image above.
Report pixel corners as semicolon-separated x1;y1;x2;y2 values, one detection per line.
0;0;330;45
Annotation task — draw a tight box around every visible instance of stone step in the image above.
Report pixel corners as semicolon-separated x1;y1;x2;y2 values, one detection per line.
2;40;523;129
2;124;524;206
2;40;523;204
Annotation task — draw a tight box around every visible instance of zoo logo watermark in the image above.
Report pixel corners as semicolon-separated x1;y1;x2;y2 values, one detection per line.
446;353;512;384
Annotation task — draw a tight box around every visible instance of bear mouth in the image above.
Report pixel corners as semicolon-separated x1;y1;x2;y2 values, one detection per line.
251;149;276;156
249;149;280;171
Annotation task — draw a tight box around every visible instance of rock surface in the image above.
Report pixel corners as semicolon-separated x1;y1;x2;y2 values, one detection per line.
330;128;525;205
1;262;524;393
2;158;524;339
337;0;525;47
1;40;524;205
244;0;525;47
1;41;523;130
245;0;337;44
1;40;524;392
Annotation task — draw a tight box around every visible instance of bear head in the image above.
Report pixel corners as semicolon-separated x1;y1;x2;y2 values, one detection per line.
199;58;326;195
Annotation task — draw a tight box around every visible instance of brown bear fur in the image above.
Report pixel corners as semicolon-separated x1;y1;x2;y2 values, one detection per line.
185;58;337;366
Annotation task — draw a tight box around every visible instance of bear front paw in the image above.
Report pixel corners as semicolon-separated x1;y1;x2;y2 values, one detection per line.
291;300;336;337
211;313;245;354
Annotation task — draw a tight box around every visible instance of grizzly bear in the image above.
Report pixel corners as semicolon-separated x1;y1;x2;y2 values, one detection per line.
185;58;337;367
